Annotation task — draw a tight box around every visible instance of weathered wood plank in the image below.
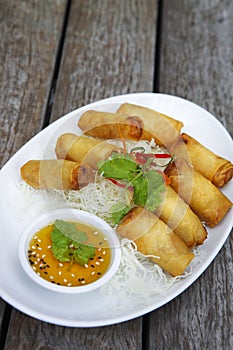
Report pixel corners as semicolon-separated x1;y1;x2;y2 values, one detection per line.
5;312;142;350
4;0;158;349
0;300;5;325
0;0;67;344
50;0;158;121
147;0;233;349
159;0;233;137
0;0;67;167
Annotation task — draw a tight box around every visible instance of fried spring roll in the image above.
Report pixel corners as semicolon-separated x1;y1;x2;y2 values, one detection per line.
165;158;232;227
155;185;207;248
117;103;183;148
20;159;95;190
171;133;233;187
116;207;194;276
55;133;121;169
78;111;144;140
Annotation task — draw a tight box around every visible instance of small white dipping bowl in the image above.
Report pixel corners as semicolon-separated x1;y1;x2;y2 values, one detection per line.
18;208;121;294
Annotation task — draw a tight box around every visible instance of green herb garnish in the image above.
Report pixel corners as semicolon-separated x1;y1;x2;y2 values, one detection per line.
51;220;96;265
98;152;165;223
110;203;132;225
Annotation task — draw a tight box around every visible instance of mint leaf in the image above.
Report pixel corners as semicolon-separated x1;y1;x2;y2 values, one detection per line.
132;171;165;211
110;202;132;224
132;174;148;208
144;170;165;211
98;153;139;180
51;227;71;262
73;244;96;265
54;219;87;243
51;220;97;265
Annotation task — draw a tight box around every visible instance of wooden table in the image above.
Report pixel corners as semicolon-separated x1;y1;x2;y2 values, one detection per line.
0;1;232;349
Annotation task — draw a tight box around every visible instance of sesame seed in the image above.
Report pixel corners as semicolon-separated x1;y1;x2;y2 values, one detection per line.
84;264;88;268
81;280;85;284
102;251;106;255
31;246;36;249
91;271;95;275
32;267;36;270
49;276;54;279
98;248;101;251
37;239;42;243
59;263;63;267
104;237;108;241
42;254;46;258
67;283;72;286
95;261;100;266
31;251;36;255
99;258;104;262
58;271;62;276
37;272;40;276
63;279;67;283
47;245;52;249
94;231;99;235
34;236;38;240
37;247;42;251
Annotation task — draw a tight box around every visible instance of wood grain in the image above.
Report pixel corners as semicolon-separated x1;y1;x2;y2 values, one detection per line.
2;0;158;349
0;300;5;325
1;0;232;349
0;0;66;344
50;0;158;121
5;312;142;350
147;0;233;349
159;0;233;137
0;0;67;167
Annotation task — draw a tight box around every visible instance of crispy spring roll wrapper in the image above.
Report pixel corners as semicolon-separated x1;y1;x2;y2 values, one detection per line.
20;159;95;190
116;103;184;148
78;104;183;148
154;185;207;248
171;133;233;187
78;111;144;140
165;158;232;227
116;207;194;276
55;133;122;169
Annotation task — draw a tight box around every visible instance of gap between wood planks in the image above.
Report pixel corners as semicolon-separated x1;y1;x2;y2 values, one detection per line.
0;1;72;348
0;1;163;347
142;0;163;348
41;0;72;130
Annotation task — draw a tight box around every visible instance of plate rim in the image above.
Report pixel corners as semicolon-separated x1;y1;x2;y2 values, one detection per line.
0;92;232;327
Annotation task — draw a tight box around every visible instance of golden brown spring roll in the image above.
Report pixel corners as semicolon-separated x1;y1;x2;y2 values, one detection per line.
165;158;232;227
117;103;184;148
55;133;122;169
171;133;233;187
78;111;144;140
116;207;194;276
155;185;207;248
20;159;95;190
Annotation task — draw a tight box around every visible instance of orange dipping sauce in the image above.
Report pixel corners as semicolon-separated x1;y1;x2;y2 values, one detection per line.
27;221;111;287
